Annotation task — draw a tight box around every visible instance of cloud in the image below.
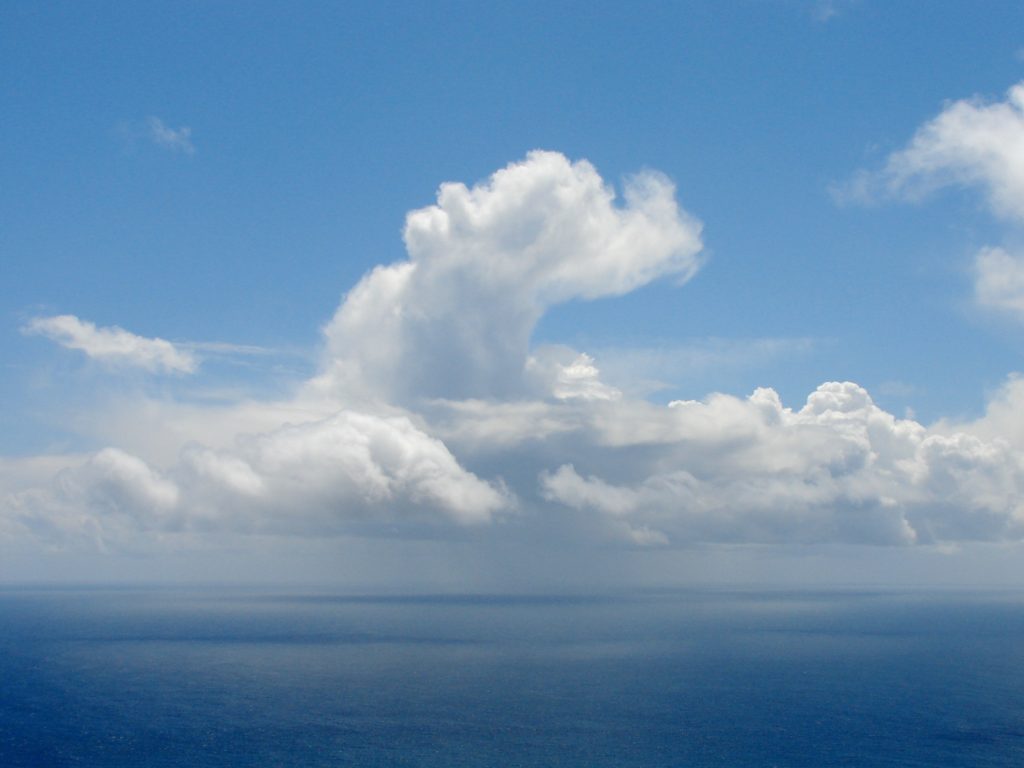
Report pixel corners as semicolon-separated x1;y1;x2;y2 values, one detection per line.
21;371;1024;551
23;315;197;374
182;341;278;356
537;382;1024;547
3;448;181;550
840;82;1024;220
8;151;1024;555
974;246;1024;321
184;411;509;528
840;80;1024;339
316;150;703;404
5;410;510;549
939;374;1024;451
588;337;814;395
813;0;857;23
146;116;195;154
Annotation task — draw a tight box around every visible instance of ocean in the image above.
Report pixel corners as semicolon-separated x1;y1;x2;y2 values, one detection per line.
2;586;1024;766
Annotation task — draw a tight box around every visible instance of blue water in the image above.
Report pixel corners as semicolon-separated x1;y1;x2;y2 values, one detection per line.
3;587;1024;766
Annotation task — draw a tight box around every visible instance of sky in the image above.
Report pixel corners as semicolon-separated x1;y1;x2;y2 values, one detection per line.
5;1;1024;588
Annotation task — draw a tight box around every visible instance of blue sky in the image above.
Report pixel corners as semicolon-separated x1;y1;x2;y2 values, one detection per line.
5;2;1024;585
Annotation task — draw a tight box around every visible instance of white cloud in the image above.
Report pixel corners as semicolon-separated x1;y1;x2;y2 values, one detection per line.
590;337;814;396
3;448;181;550
939;374;1024;452
146;116;194;154
8;152;1024;555
525;347;622;402
841;81;1024;343
316;150;703;404
842;82;1024;220
538;382;1024;546
974;246;1024;320
23;315;197;374
813;0;857;23
5;408;509;548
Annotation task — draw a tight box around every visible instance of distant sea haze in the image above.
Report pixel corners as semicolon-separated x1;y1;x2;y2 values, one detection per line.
3;587;1024;767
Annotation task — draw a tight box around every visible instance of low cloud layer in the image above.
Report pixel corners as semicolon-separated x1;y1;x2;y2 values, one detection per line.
7;151;1024;554
540;383;1024;547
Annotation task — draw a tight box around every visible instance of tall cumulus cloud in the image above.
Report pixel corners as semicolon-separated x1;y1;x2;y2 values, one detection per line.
317;151;702;403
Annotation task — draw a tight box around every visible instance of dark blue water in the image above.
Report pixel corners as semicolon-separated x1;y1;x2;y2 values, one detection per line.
3;587;1024;766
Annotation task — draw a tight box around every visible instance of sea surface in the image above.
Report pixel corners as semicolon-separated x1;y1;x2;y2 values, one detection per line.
2;586;1024;767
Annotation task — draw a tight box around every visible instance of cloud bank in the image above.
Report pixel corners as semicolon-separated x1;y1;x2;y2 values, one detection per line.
7;151;1024;554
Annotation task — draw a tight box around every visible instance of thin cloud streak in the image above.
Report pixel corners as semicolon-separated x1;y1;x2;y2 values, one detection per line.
591;337;815;395
146;116;195;154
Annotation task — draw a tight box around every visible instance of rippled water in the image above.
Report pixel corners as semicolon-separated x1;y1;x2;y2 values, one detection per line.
3;587;1024;766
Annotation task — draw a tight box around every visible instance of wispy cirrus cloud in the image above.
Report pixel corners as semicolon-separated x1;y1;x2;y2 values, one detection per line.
812;0;858;24
22;314;197;374
145;116;194;154
182;341;277;356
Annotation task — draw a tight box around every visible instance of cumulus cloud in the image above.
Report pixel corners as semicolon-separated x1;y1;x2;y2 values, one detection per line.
146;116;195;154
227;411;508;527
316;150;703;403
841;82;1024;219
24;372;1024;551
6;409;509;549
8;151;1024;554
23;315;197;374
840;81;1024;346
938;375;1024;453
3;448;181;550
538;382;1024;547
